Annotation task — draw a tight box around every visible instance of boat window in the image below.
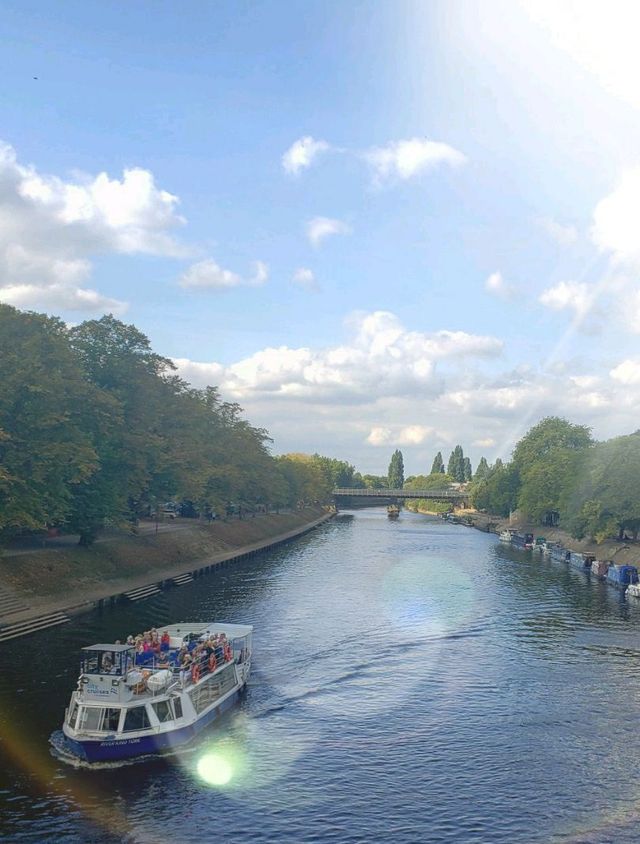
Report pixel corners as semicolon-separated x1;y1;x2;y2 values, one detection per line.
189;665;237;714
123;706;151;732
68;702;79;729
102;708;121;732
172;697;183;719
78;706;104;732
152;700;173;723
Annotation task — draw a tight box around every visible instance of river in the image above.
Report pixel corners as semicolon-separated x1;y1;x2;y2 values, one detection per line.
2;508;640;843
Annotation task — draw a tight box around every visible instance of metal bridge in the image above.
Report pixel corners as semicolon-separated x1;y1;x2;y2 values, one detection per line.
332;487;469;502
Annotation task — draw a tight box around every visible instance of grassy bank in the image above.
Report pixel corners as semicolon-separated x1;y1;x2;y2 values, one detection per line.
0;507;328;612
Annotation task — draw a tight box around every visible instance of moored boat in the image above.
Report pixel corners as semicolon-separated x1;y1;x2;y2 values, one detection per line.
511;532;534;550
606;565;639;591
590;559;611;580
59;621;252;763
550;545;570;563
499;529;516;542
569;552;596;571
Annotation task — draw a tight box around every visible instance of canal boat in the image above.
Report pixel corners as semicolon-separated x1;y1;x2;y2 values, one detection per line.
58;621;252;763
534;537;546;553
626;582;640;599
498;529;516;543
569;552;596;572
590;559;611;580
606;564;639;591
550;545;571;563
511;532;534;550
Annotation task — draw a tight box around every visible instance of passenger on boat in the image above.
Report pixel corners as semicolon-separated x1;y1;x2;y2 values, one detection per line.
160;631;170;651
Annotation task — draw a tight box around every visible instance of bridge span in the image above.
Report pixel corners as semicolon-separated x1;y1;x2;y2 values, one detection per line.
332;487;470;504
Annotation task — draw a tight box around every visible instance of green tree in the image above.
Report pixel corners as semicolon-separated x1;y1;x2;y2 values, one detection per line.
430;451;445;474
447;445;466;482
563;432;640;541
462;456;472;482
475;456;490;481
513;417;592;522
0;305;100;533
361;474;388;489
388;449;405;488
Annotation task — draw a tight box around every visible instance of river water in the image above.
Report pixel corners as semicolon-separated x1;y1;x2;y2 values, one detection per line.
2;508;640;843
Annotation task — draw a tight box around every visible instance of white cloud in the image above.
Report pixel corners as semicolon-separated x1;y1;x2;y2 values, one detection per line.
537;216;579;245
592;168;640;265
174;309;502;403
0;283;127;314
0;139;186;314
179;259;268;290
292;267;319;291
282;136;330;175
473;437;496;448
366;425;434;447
485;271;515;299
611;358;640;385
363;138;466;184
367;426;393;446
306;216;351;248
539;280;595;318
171;358;226;385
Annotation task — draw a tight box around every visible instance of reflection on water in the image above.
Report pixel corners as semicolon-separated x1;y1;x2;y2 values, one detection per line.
2;509;640;842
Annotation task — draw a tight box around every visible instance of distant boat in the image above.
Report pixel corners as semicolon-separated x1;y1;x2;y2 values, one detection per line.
499;529;516;543
387;505;400;519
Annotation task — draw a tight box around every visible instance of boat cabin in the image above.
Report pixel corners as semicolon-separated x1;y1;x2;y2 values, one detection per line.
81;644;135;677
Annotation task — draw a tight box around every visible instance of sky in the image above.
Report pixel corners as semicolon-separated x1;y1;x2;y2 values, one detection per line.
2;0;640;474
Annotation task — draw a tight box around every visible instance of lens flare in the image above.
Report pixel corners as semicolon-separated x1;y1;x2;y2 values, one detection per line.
197;751;234;786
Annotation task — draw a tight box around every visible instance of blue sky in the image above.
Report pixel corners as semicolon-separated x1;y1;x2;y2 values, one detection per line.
2;0;640;473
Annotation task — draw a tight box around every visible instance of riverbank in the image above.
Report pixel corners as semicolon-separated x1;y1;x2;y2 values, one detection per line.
461;510;640;566
0;507;331;627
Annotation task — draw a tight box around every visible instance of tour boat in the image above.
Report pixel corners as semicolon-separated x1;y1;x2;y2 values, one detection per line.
58;621;252;763
387;504;400;519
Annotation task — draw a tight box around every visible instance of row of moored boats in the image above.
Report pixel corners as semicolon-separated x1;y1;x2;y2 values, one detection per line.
499;529;640;596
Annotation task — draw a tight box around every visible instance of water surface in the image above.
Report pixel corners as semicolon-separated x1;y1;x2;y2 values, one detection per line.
1;509;640;843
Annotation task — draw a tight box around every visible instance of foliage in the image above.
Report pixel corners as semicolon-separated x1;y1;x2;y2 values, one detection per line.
470;462;520;518
474;456;490;481
447;445;470;483
430;451;445;474
0;306;348;545
360;474;388;489
513;417;593;523
387;449;404;488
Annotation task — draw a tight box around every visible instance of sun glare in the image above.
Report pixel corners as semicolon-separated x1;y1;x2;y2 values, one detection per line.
197;752;234;787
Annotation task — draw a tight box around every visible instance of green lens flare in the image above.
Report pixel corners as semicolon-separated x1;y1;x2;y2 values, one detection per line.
197;751;234;787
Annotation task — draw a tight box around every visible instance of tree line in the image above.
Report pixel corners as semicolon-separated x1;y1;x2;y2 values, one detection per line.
0;306;358;545
469;416;640;542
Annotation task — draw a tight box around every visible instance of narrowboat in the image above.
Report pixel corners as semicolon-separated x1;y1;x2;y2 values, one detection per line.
569;552;596;571
534;537;546;553
550;545;571;563
590;559;611;580
58;621;253;763
606;565;639;590
511;532;534;550
499;529;517;543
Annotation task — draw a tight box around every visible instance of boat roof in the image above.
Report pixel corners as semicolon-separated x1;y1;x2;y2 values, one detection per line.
156;621;253;639
81;643;134;653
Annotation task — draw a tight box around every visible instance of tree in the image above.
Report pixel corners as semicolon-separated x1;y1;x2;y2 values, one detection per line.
471;462;520;517
361;474;388;489
563;432;640;541
462;456;472;482
430;452;445;474
475;456;490;481
447;445;466;483
513;417;593;522
0;305;100;533
388;450;404;488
